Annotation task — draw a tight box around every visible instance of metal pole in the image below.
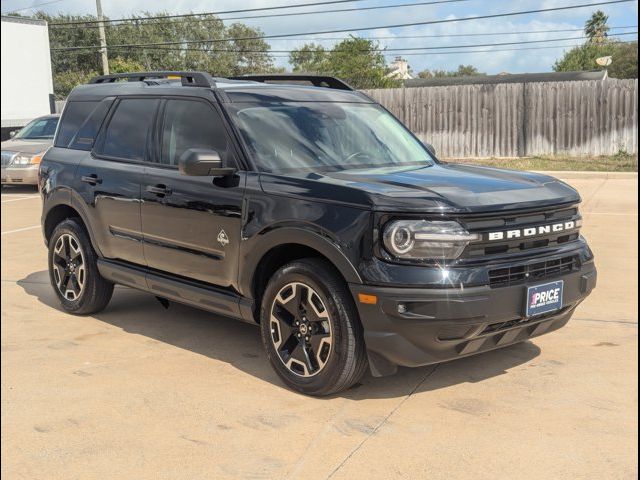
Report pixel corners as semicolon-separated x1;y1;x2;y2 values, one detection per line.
96;0;109;75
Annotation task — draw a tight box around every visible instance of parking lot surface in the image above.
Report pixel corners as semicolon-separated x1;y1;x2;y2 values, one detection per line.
1;174;638;480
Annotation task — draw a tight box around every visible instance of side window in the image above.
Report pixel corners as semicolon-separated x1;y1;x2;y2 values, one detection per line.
55;101;100;148
68;98;114;151
159;99;230;166
99;98;159;161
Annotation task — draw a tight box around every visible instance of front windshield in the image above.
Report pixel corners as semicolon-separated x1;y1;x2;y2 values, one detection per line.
14;117;58;140
227;102;434;173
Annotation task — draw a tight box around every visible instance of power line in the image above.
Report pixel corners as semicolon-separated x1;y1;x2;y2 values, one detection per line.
378;40;638;55
48;0;366;26
49;0;472;30
275;25;638;41
49;0;638;51
50;40;638;58
50;33;637;55
1;0;62;14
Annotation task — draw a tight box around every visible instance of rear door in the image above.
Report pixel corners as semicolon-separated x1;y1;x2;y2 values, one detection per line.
78;97;160;266
140;97;245;287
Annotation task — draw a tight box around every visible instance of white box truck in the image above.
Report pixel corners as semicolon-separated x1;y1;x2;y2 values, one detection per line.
1;16;55;140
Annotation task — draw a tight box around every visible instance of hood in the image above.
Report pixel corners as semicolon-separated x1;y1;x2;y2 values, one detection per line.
260;163;580;213
1;138;52;155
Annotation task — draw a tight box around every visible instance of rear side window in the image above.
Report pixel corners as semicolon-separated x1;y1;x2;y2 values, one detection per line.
55;101;100;148
68;98;114;151
98;98;159;161
159;99;229;166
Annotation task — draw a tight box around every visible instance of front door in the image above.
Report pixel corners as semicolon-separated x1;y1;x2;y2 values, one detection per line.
141;98;245;287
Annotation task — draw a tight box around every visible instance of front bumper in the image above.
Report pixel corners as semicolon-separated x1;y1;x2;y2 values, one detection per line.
1;165;39;185
350;260;597;376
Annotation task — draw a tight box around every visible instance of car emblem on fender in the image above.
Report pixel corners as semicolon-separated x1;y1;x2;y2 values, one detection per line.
217;229;229;246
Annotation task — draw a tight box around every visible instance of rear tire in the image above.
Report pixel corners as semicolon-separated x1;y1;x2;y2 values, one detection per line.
260;258;367;396
48;218;114;314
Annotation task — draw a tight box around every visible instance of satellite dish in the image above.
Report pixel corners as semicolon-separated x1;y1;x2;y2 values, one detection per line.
596;56;613;67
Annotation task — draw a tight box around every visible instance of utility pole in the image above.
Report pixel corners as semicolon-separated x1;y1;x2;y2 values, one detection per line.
96;0;109;75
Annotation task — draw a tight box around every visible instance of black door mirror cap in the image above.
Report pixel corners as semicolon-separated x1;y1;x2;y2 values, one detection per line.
179;148;236;177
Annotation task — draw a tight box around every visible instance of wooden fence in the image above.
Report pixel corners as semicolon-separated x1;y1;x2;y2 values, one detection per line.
364;79;638;158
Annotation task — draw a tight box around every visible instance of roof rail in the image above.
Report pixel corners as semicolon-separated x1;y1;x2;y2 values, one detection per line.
228;74;354;91
88;71;216;87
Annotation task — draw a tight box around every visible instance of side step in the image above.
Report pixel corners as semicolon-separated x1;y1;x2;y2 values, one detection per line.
97;259;255;323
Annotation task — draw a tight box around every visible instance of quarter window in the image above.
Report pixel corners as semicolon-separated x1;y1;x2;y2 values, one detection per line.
100;98;159;160
68;98;114;151
55;101;99;148
159;100;229;166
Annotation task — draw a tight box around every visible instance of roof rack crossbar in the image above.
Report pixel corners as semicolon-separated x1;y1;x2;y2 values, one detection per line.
228;74;354;91
88;71;216;87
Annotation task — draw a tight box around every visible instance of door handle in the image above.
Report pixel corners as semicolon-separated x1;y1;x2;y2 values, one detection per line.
81;174;102;185
146;184;172;196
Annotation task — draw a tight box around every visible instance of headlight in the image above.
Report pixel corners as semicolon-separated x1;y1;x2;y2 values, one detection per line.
383;220;480;260
12;153;42;167
12;154;32;166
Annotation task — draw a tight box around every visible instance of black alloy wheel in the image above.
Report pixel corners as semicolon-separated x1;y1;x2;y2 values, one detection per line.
269;281;333;377
260;258;368;396
48;219;114;314
51;233;86;301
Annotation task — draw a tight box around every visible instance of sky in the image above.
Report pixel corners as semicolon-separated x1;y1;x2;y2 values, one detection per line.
1;0;638;74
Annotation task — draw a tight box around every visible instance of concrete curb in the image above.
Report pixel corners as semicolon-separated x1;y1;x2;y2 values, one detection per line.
532;171;638;179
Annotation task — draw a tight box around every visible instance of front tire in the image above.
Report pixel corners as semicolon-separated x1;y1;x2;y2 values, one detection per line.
48;219;114;314
260;258;367;396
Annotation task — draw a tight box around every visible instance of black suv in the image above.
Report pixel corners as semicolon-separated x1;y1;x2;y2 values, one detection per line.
40;72;597;395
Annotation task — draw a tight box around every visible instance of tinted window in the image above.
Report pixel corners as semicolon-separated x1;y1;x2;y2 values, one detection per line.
100;98;159;160
227;103;433;173
55;101;99;147
15;117;59;140
159;100;228;166
68;98;114;151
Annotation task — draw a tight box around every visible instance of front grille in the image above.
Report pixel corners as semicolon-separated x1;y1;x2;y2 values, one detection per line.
488;255;579;288
481;306;572;334
460;205;582;258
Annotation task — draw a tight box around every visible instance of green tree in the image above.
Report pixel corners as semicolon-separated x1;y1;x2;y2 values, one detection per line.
417;64;485;79
289;43;328;73
109;57;145;73
585;10;610;44
554;11;637;78
553;41;638;78
289;37;400;89
36;11;276;98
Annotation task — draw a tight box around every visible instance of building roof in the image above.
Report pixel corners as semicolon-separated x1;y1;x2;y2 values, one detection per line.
403;70;608;88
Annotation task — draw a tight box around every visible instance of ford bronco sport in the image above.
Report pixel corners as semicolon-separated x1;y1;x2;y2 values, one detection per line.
40;72;597;396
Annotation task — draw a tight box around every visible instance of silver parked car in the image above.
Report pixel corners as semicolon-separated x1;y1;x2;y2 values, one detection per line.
1;114;59;186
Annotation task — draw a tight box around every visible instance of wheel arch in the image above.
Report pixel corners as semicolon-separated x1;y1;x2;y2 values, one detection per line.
42;201;100;256
241;229;362;321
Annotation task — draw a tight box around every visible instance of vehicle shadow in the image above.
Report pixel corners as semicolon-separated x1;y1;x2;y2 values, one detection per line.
1;185;39;194
18;270;541;400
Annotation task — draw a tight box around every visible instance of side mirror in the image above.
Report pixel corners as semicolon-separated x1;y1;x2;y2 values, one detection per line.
423;142;436;157
9;130;17;138
179;148;236;177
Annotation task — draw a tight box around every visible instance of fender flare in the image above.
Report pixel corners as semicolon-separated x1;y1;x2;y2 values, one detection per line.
42;189;103;257
239;227;363;297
